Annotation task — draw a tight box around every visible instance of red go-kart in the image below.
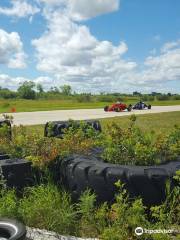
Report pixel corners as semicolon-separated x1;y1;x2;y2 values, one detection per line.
104;103;132;112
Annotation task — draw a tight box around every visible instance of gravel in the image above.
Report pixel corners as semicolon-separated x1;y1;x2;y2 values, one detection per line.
26;227;98;240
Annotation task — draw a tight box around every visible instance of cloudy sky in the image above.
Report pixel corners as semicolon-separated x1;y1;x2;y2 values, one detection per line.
0;0;180;93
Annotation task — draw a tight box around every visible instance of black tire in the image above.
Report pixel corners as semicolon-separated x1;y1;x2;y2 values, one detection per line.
148;105;151;109
0;218;26;240
60;155;180;206
0;158;32;190
114;108;120;112
127;104;132;112
104;106;109;112
0;154;10;161
86;120;102;132
44;120;102;138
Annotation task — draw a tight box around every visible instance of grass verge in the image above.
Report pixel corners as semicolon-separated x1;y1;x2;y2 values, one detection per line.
0;99;180;113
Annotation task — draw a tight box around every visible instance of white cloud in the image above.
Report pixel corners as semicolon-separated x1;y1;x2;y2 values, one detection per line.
32;8;137;92
37;0;66;6
32;2;180;92
123;40;180;89
67;0;120;21
0;29;27;69
1;0;179;93
0;74;26;89
161;40;180;53
0;0;40;18
0;74;53;90
37;0;119;20
144;41;180;82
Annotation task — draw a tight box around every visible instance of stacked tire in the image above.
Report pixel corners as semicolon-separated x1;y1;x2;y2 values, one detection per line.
44;120;102;138
0;157;32;190
60;154;180;206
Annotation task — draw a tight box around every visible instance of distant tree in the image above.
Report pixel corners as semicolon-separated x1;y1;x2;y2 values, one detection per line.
37;83;44;93
133;91;141;96
151;92;161;96
17;81;36;99
0;88;17;99
76;93;92;102
49;87;59;93
60;85;72;96
156;94;169;101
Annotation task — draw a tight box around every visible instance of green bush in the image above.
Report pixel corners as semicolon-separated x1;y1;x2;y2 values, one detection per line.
0;121;101;167
102;116;180;165
0;116;179;166
0;123;11;140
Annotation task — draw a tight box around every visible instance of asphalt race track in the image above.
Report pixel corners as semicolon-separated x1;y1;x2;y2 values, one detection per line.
2;105;180;126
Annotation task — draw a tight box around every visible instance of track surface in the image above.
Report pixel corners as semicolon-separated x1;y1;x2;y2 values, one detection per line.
2;105;180;126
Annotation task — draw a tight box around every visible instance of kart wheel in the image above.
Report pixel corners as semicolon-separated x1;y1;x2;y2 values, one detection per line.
148;105;151;109
0;219;26;240
104;106;109;112
115;108;120;112
127;104;132;112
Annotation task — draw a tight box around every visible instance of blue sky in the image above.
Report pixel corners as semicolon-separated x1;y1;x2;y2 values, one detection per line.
0;0;180;93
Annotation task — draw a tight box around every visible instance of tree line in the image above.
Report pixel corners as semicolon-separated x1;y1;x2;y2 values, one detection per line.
0;81;180;101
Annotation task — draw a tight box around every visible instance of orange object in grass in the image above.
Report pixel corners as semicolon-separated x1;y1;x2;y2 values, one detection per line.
11;107;16;113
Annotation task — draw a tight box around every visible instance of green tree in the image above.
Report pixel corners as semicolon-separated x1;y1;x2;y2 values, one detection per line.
60;85;72;96
0;88;17;99
17;81;36;99
49;87;60;93
37;84;44;93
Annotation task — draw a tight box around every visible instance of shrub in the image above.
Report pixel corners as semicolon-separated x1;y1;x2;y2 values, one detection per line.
0;123;11;140
0;116;179;167
0;121;101;167
76;94;92;102
102;116;180;165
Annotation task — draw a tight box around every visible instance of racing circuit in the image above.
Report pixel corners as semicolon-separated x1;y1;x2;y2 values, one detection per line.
5;105;180;126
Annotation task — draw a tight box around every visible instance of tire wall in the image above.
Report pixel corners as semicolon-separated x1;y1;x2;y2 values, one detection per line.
60;155;180;206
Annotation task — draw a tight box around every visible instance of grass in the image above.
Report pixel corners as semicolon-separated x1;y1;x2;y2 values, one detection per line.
0;99;109;113
101;111;180;134
24;111;180;136
0;99;180;113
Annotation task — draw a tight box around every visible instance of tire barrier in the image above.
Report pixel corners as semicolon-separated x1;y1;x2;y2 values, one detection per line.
44;120;102;138
0;218;26;240
0;158;32;190
0;154;10;161
0;120;12;140
60;154;180;206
